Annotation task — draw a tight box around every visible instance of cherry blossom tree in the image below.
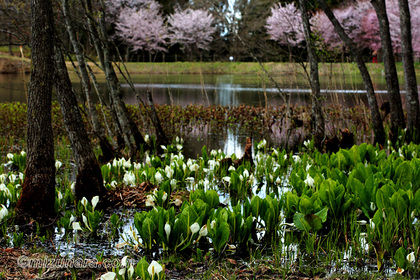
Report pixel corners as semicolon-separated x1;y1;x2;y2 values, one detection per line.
316;0;386;144
111;0;168;53
265;3;305;47
314;0;420;55
167;8;216;51
312;2;368;51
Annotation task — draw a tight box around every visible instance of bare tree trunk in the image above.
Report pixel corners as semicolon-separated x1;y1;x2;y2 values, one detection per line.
86;63;118;148
146;90;169;145
16;0;55;223
371;0;405;142
84;0;147;158
8;33;13;56
62;0;115;162
299;0;325;147
53;42;107;201
98;0;148;155
398;0;419;142
82;0;125;149
316;0;385;145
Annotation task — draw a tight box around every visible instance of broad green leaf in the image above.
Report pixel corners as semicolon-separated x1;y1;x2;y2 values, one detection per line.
315;207;328;223
201;145;208;163
304;214;323;231
135;258;151;280
376;187;391;211
142;218;156;249
391;192;407;219
413;189;420;210
299;196;313;215
394;247;407;269
293;213;311;231
372;209;383;232
251;196;262;218
340;149;353;168
213;221;230;253
393;161;413;188
204;190;220;209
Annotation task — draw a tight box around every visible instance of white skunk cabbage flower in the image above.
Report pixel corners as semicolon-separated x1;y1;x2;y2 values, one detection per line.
148;260;163;277
190;222;200;234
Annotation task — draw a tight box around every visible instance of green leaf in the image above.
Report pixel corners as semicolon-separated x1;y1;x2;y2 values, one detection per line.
413;189;420;210
135;257;151;280
142;218;156;249
204;190;220;209
213;221;230;253
376;187;391;211
202;145;208;163
304;214;323;231
87;211;102;233
394;247;407;269
315;207;328;223
298;196;313;215
251;196;262;218
390;191;407;219
393;161;413;188
372;209;383;232
293;213;311;231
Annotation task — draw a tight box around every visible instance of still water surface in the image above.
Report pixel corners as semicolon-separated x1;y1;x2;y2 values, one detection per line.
0;72;394;107
1;73;410;277
0;72;407;155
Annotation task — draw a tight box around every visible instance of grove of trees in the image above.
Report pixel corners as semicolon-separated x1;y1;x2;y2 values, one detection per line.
266;0;420;58
2;0;420;62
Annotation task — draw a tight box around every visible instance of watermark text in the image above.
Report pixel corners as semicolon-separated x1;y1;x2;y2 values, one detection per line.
17;256;126;269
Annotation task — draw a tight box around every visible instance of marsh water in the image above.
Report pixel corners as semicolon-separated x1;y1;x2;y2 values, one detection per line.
0;72;399;157
0;72;393;106
2;72;412;278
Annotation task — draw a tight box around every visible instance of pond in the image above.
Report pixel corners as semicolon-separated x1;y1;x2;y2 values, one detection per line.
0;72;396;107
2;71;419;279
120;73;381;108
0;71;400;157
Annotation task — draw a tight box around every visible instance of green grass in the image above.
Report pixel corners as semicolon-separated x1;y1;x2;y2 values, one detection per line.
1;50;418;76
111;61;413;76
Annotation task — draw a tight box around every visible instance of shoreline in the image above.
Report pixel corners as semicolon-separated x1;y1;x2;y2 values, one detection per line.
0;54;412;76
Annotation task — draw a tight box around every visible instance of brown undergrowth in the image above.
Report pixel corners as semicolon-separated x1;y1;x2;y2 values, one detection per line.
0;102;373;155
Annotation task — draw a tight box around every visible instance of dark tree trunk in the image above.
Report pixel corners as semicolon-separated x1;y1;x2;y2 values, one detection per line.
53;42;107;201
16;0;56;223
398;0;419;142
316;0;386;145
299;0;325;147
371;0;405;142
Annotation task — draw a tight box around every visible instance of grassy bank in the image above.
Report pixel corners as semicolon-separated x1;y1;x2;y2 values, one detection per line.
104;61;408;76
1;51;417;76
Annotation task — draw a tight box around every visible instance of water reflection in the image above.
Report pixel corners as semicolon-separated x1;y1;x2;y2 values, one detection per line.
222;128;244;157
0;73;397;107
0;73;28;103
124;81;379;108
216;75;239;107
180;125;253;159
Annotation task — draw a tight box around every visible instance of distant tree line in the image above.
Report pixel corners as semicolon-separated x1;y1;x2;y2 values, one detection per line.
3;0;419;63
